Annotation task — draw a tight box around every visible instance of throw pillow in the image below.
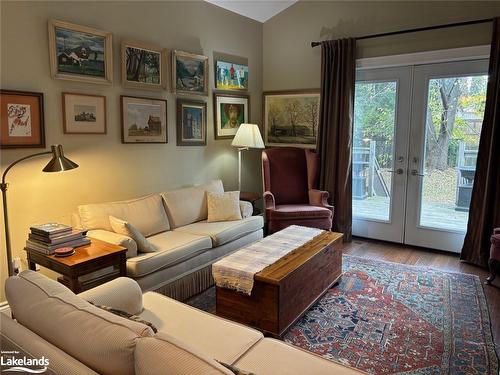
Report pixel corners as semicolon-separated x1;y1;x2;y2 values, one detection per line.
207;191;242;222
217;361;257;375
93;303;158;333
109;216;157;253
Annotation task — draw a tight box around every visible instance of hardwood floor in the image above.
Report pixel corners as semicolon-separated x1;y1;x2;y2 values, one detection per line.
341;237;499;353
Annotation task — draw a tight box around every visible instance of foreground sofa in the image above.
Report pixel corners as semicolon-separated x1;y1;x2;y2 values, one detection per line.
72;180;264;300
2;271;363;375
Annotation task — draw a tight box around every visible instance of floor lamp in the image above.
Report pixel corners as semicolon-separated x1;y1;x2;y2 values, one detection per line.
231;124;264;191
1;144;78;276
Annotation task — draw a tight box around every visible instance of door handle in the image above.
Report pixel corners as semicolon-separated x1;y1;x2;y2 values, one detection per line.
388;168;404;175
411;169;425;177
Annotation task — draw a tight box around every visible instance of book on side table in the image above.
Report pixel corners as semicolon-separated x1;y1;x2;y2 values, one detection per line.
26;223;90;255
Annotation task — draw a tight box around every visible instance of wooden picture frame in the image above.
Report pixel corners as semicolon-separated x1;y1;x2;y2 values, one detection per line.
172;50;209;96
121;40;168;90
62;92;107;134
176;99;207;146
120;95;168;144
262;89;320;148
213;92;250;140
215;60;248;91
0;90;45;149
48;19;113;84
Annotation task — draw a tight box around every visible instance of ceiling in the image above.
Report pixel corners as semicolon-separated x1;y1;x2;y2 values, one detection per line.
204;0;298;23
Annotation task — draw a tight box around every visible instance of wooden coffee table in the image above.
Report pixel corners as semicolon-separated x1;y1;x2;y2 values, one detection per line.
216;231;343;337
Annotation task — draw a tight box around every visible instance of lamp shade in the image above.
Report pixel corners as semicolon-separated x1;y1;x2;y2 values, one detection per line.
231;124;265;149
42;144;79;172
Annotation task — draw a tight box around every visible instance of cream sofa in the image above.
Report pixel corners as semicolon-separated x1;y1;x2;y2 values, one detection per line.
72;180;263;300
2;271;363;375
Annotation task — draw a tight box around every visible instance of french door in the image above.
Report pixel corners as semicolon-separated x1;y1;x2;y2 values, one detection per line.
352;59;489;252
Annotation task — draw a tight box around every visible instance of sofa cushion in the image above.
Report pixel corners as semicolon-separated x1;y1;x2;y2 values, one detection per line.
234;338;362;375
174;216;264;247
5;271;154;375
270;204;333;219
78;193;170;236
161;180;224;228
109;216;157;253
135;332;234;375
127;231;213;277
140;292;263;364
207;191;242;222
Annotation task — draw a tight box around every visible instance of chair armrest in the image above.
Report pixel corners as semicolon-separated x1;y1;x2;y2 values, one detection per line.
87;229;138;258
263;191;276;210
78;277;143;315
239;201;253;218
309;189;333;209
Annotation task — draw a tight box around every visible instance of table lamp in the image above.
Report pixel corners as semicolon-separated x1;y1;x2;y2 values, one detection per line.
1;144;78;276
231;124;264;191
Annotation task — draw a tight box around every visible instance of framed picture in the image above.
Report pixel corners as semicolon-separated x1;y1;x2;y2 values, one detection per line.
48;19;113;84
213;93;249;140
120;96;167;144
172;50;209;96
62;93;106;134
0;90;45;149
215;61;248;90
121;40;168;90
263;90;320;148
176;99;207;146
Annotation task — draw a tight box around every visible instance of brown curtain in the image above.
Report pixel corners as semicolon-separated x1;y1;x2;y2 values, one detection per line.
460;18;500;267
317;38;356;241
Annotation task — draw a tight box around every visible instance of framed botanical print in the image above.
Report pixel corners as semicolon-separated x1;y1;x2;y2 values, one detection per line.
215;60;248;90
213;93;249;140
120;96;167;144
48;19;113;84
176;99;207;146
121;40;168;90
0;90;45;149
172;50;209;96
263;90;320;148
62;93;106;134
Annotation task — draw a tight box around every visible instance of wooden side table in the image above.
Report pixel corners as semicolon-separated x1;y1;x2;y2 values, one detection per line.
240;191;261;215
25;238;127;293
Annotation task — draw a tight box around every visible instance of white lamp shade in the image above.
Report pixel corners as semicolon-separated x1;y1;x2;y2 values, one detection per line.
231;123;265;149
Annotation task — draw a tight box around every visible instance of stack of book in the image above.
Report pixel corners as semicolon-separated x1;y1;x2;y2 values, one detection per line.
26;223;90;255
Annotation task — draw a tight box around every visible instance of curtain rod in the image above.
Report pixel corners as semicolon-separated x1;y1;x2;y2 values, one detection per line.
311;18;494;47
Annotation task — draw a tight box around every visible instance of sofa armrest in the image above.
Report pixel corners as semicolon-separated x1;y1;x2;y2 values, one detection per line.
309;189;333;209
87;229;138;258
240;201;253;218
263;191;276;211
78;277;143;315
494;228;500;235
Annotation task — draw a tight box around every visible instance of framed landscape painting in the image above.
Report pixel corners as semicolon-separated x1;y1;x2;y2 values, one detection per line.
0;90;45;149
176;99;207;146
263;90;320;148
213;93;249;140
48;19;113;84
172;50;208;96
122;40;168;90
121;96;167;144
62;93;106;134
215;61;248;90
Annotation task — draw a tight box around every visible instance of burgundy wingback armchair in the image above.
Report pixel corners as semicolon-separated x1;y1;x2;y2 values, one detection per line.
262;147;333;234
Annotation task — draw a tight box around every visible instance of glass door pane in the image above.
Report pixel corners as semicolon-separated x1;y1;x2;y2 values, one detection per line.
420;74;487;232
353;80;397;222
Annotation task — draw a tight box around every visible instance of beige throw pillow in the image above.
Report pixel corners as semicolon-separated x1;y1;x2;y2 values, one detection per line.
109;216;157;253
207;191;242;223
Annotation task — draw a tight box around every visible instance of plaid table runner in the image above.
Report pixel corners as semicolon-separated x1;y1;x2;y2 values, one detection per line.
212;225;324;295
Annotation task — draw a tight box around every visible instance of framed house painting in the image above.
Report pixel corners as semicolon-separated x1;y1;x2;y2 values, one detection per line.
263;90;320;148
48;19;113;84
62;93;106;134
176;99;207;146
215;60;248;90
120;96;167;144
121;40;168;90
213;93;249;140
172;50;208;96
0;90;45;149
